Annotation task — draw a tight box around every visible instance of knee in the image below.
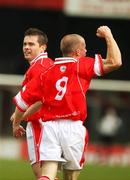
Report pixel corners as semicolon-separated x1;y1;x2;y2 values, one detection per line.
32;163;41;178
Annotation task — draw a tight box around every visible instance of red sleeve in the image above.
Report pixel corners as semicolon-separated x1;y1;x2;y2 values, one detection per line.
79;57;95;80
22;76;44;104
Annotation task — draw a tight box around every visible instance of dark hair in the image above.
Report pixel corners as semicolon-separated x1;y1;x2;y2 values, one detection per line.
24;28;48;45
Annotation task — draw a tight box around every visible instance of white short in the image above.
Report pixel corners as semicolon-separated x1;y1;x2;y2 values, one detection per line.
39;120;89;170
26;119;43;165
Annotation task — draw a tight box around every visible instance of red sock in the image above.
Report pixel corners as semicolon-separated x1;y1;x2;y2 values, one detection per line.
38;176;50;180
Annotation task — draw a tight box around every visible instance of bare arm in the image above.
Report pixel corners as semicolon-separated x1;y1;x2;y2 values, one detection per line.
12;108;25;138
11;101;42;137
96;26;122;74
22;101;42;119
11;101;42;121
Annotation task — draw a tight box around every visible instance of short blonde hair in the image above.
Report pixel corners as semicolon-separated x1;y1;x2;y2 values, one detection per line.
60;34;84;56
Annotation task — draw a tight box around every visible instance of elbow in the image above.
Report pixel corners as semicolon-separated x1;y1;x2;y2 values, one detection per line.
104;56;122;73
112;58;122;70
115;54;122;68
115;59;122;69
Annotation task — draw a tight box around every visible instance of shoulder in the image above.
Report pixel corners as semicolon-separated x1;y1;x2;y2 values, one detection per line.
39;58;54;68
79;56;95;67
79;56;95;63
42;58;54;65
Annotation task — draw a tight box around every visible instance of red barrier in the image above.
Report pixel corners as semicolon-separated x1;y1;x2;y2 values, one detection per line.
0;0;63;10
87;144;130;166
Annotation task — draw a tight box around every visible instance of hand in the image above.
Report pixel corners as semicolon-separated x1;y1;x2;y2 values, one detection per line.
96;26;113;39
13;125;26;138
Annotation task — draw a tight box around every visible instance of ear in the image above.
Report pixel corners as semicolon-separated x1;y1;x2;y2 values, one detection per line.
41;44;47;52
76;48;80;56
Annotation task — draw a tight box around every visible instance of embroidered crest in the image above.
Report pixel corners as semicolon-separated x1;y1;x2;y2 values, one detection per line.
60;66;66;72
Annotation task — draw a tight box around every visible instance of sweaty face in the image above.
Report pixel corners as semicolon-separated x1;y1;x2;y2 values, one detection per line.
23;35;44;63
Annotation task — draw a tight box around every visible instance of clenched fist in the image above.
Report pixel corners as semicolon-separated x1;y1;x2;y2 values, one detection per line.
96;26;113;39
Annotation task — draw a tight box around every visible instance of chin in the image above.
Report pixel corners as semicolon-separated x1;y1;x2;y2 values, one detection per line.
25;55;30;59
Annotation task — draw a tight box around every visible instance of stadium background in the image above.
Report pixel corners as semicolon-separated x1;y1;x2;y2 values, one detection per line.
0;0;130;179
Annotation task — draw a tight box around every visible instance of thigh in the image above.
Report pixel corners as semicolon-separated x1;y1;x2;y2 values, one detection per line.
31;162;41;178
41;161;58;180
63;169;81;180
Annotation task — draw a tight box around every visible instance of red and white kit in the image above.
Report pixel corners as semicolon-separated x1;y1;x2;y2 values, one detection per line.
14;54;104;169
21;52;53;165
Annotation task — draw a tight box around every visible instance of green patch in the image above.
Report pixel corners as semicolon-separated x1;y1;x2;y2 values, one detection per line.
0;159;35;180
0;159;130;180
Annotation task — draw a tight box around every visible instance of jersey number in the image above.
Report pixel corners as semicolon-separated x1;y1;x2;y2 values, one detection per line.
55;76;68;101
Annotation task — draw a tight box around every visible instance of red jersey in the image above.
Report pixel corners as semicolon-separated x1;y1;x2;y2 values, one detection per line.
14;54;103;122
22;52;53;86
21;52;53;121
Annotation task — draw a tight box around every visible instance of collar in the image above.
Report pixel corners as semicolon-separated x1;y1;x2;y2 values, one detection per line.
30;52;48;65
54;57;77;64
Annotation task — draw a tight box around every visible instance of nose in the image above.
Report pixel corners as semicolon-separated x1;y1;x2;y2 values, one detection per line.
23;43;30;49
24;45;29;49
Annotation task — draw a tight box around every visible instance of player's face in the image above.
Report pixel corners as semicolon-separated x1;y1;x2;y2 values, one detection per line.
23;35;44;63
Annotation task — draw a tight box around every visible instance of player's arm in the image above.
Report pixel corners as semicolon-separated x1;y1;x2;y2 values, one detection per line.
11;101;42;123
12;107;26;138
22;101;42;119
12;76;43;137
96;26;122;74
12;101;42;138
10;112;15;122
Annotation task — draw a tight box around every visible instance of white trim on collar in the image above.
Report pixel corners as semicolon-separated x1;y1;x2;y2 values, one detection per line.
54;57;77;64
30;52;48;65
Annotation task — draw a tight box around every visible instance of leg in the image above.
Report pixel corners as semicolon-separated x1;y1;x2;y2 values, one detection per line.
63;169;81;180
26;121;43;178
60;121;88;180
41;161;58;180
31;162;41;178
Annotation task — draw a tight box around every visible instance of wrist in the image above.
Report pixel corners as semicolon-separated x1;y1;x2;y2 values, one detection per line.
12;121;20;127
105;33;114;41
